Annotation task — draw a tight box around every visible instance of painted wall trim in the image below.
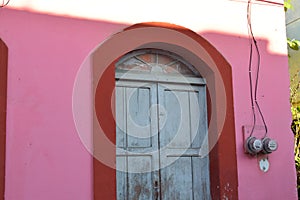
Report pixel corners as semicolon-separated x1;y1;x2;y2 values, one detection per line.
93;22;238;199
0;39;8;200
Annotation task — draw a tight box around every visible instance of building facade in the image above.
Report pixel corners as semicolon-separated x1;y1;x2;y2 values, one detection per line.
0;0;297;199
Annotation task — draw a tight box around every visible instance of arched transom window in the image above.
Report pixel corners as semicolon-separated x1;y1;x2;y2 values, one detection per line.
116;49;201;78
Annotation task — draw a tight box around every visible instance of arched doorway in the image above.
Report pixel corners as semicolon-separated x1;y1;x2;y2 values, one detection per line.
115;49;210;199
92;22;238;199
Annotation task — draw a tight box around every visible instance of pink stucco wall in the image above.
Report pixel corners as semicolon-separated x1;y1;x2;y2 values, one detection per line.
0;4;297;200
203;32;296;199
0;9;126;199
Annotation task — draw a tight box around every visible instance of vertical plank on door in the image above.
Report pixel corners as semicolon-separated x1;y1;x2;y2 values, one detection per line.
192;157;210;200
116;86;127;200
116;156;127;200
116;87;126;148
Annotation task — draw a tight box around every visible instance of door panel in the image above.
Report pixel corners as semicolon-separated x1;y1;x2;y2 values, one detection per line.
160;157;194;199
117;156;154;200
158;83;205;157
127;87;152;148
159;89;190;148
116;81;210;200
116;81;159;154
116;81;160;200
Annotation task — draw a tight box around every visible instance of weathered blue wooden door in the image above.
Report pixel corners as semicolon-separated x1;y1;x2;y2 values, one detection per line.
115;50;210;200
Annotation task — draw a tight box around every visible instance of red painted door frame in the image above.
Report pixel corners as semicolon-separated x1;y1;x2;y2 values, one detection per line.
0;39;8;200
93;23;238;199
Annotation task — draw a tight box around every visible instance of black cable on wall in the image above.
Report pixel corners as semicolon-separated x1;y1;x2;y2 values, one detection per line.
247;0;268;137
